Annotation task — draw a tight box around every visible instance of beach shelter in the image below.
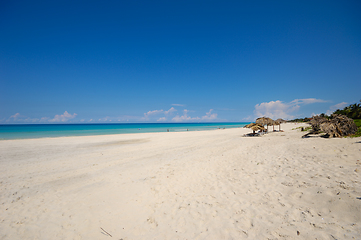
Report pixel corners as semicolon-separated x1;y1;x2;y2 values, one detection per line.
275;118;285;131
268;119;277;131
273;121;280;131
244;123;265;134
244;123;257;128
256;117;273;132
255;117;267;126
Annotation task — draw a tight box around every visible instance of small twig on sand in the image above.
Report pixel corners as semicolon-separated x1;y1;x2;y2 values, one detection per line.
100;227;112;237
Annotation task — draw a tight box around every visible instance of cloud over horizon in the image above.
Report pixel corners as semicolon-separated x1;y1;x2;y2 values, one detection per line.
164;107;177;115
172;109;200;122
254;101;298;119
9;113;21;119
3;111;78;123
326;102;349;115
290;98;328;105
254;98;327;120
49;111;77;122
170;109;219;122
201;109;217;120
143;109;164;120
139;106;219;123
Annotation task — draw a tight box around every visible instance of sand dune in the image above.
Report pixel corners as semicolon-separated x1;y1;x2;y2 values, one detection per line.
0;123;360;239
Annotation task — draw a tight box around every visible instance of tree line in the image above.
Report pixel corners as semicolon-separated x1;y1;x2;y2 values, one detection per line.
333;101;361;119
290;100;361;122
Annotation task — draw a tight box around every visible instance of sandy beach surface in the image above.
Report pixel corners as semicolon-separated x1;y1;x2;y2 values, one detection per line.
1;123;360;239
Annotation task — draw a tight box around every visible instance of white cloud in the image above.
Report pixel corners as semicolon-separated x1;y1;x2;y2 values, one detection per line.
10;113;21;119
49;111;77;122
164;107;177;115
142;107;218;122
291;98;327;105
7;113;22;122
142;107;177;121
332;102;348;110
98;116;111;122
254;98;328;120
23;118;39;123
145;109;163;115
6;113;39;123
172;109;200;122
157;117;166;122
201;109;217;121
326;102;348;115
143;109;163;120
254;100;298;119
172;104;184;107
40;117;49;122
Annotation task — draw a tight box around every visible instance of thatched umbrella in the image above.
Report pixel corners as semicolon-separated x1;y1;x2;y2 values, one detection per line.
244;123;265;135
275;118;285;123
275;118;285;131
268;119;277;131
265;117;274;127
256;117;274;132
251;124;265;133
244;123;257;128
255;117;267;126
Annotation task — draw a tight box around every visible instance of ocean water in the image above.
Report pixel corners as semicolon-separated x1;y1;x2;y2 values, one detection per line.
0;122;249;140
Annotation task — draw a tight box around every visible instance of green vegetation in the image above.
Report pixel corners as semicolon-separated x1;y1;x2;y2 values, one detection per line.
334;101;361;119
292;126;312;131
334;101;361;137
290;101;361;137
289;117;310;123
352;119;361;138
303;126;312;131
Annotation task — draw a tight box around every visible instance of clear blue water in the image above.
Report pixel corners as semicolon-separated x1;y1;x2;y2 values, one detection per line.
0;122;249;140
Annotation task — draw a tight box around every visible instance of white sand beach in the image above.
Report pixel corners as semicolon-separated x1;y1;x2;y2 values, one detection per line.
0;123;360;239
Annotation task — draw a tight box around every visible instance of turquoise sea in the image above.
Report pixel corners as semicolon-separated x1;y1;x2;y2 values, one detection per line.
0;122;249;140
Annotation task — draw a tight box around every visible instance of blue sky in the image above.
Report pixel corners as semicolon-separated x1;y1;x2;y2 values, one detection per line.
1;0;360;123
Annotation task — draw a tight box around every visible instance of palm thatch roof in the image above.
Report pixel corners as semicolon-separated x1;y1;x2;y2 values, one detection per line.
251;124;265;132
255;117;274;126
244;123;257;128
275;118;286;125
244;123;265;133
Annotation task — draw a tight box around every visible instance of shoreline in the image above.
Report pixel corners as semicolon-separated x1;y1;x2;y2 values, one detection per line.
0;126;243;141
1;123;360;239
0;122;249;140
